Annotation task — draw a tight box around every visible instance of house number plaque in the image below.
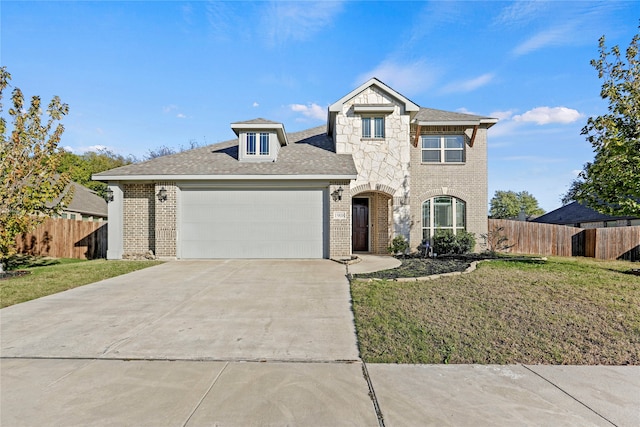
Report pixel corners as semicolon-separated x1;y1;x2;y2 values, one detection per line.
333;211;347;220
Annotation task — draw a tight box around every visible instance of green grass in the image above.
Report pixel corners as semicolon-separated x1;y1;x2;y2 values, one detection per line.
1;257;164;308
350;257;640;365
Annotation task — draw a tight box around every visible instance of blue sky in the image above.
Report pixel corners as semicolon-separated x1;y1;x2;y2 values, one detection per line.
2;1;638;211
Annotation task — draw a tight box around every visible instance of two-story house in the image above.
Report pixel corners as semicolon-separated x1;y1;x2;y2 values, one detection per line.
94;78;497;259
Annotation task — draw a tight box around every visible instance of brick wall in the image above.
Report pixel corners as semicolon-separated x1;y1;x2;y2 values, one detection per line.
154;182;177;257
123;183;155;254
329;180;352;259
409;125;489;251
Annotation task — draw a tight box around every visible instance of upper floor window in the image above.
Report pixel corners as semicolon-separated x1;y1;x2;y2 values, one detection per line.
246;132;270;156
246;132;256;155
259;132;269;155
422;196;466;240
362;117;385;138
421;135;464;163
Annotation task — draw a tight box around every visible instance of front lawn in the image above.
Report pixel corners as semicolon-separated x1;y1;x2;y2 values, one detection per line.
0;257;164;308
350;256;640;365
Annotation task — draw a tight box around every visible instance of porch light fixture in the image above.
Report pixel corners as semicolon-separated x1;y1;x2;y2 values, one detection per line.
105;188;114;202
157;187;168;202
331;186;344;202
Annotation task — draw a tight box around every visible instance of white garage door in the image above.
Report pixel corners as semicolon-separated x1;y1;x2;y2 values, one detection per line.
179;188;326;259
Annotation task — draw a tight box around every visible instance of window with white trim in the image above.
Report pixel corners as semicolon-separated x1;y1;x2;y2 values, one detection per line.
246;132;270;156
246;132;256;155
362;117;385;138
422;196;466;240
259;132;269;155
421;135;465;163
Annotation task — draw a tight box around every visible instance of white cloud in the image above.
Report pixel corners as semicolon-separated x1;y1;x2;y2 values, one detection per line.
63;146;75;152
571;169;583;177
512;24;574;56
262;1;344;46
290;103;326;121
441;73;495;94
490;110;515;121
355;59;439;95
163;104;178;113
176;113;187;119
253;102;259;107
513;107;582;125
493;1;549;27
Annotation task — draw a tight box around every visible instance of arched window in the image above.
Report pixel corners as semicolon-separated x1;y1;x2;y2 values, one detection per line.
422;196;466;240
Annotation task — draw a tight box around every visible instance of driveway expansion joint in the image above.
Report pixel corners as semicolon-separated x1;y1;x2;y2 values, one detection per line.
521;364;618;427
182;361;229;427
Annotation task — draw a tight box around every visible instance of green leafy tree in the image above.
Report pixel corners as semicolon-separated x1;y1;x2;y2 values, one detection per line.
0;67;70;271
57;149;136;197
489;190;545;219
567;30;640;216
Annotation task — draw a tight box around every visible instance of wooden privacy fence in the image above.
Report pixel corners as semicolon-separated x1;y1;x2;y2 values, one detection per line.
488;219;640;261
16;218;107;260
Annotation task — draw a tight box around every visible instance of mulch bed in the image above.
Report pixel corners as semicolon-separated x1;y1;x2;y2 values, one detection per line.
0;270;31;281
354;256;476;279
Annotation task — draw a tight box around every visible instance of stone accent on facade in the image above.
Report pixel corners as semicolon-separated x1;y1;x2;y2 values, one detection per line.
154;182;177;257
122;183;155;255
329;180;352;258
333;86;411;203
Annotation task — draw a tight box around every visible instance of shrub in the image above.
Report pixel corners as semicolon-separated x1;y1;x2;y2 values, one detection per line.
387;235;409;255
432;229;476;255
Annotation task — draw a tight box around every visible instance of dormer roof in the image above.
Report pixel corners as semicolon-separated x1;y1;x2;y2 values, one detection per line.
230;118;289;146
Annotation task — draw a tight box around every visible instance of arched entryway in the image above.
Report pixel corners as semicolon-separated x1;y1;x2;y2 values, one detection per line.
351;190;393;254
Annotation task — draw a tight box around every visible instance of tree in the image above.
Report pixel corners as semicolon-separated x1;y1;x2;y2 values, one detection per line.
0;67;71;271
57;149;136;198
489;190;545;219
144;139;200;160
566;30;640;216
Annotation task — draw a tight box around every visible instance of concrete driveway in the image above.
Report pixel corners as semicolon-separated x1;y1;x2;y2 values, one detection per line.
1;260;359;361
2;258;639;426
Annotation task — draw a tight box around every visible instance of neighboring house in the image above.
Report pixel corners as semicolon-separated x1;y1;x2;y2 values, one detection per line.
53;182;108;222
94;78;497;260
532;201;640;229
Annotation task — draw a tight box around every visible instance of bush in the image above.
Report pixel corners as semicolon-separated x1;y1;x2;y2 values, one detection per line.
432;230;476;255
387;235;409;255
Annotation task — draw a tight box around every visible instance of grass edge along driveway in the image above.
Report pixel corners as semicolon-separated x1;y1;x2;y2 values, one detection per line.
350;257;640;365
1;259;164;308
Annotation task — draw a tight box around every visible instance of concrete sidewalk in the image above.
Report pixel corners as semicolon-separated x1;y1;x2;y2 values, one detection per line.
2;358;637;426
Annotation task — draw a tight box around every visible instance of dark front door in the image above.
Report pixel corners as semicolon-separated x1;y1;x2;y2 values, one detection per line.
352;198;369;252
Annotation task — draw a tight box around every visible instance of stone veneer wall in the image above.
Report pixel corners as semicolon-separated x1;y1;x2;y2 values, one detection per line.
154;182;177;257
329;180;352;259
123;183;155;254
409;125;489;251
333;85;412;247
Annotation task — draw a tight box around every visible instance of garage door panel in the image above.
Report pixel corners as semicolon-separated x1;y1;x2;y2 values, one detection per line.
179;188;325;259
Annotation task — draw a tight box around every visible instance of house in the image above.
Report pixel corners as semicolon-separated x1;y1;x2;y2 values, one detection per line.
94;78;497;260
532;201;640;228
53;181;108;222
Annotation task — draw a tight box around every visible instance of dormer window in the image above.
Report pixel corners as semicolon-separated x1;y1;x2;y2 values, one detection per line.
247;132;256;155
246;132;270;156
231;118;287;163
362;116;385;139
259;132;269;155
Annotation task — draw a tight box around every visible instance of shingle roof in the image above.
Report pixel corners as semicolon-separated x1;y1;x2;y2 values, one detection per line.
413;108;496;124
231;118;281;125
94;125;357;179
48;182;108;217
531;201;638;225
